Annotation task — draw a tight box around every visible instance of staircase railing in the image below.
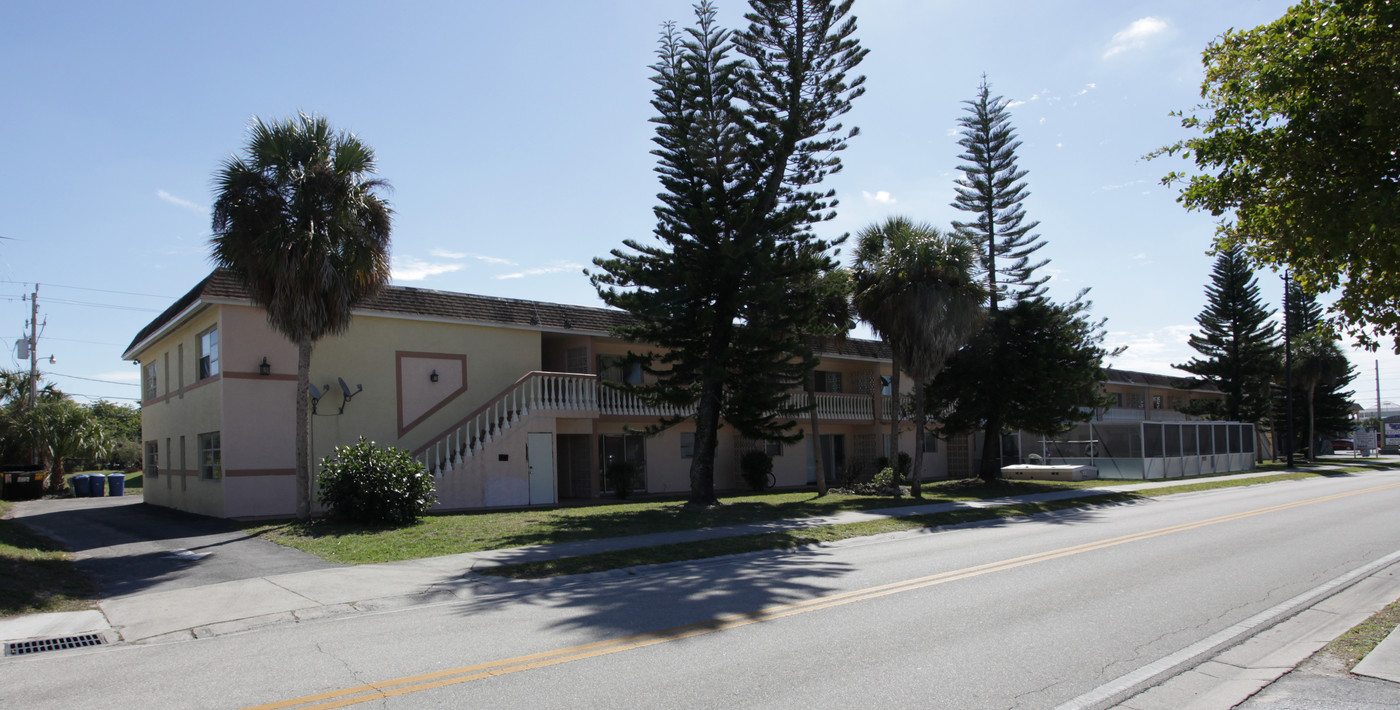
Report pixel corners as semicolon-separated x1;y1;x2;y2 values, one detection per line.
414;372;598;475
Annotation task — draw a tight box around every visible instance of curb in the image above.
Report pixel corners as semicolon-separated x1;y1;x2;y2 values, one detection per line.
1055;549;1400;710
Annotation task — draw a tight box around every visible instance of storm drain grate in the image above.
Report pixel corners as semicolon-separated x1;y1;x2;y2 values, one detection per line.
6;633;107;657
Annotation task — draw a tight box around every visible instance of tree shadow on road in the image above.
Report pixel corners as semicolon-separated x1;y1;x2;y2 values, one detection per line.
451;548;855;641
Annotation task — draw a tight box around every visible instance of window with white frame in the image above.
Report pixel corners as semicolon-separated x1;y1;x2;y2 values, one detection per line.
922;431;938;453
144;362;158;401
198;432;221;480
144;441;159;478
596;355;642;384
764;440;782;457
1151;395;1163;410
198;327;219;379
680;432;695;459
1109;392;1123;407
814;370;843;393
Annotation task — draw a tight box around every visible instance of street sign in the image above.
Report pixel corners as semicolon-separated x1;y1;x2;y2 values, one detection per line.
1355;431;1378;452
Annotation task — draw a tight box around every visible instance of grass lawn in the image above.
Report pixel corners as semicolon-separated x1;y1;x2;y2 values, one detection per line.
245;478;1097;564
1323;597;1400;669
0;500;96;617
245;469;1360;570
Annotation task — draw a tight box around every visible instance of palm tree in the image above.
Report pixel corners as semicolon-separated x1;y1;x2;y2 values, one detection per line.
853;217;986;497
0;369;63;465
793;265;854;496
1292;331;1350;460
25;399;107;493
211;114;392;519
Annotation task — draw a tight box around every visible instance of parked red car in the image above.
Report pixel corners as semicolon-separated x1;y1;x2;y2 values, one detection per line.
1333;438;1354;451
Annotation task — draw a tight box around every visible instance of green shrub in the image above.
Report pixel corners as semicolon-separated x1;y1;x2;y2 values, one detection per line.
740;449;774;491
607;461;637;499
871;467;897;490
317;437;436;525
895;451;912;477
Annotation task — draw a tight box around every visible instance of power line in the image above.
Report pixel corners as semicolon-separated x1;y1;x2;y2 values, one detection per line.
43;298;161;313
48;372;140;386
66;392;141;402
0;280;175;299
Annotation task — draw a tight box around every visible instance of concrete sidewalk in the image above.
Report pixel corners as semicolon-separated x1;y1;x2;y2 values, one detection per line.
3;461;1397;686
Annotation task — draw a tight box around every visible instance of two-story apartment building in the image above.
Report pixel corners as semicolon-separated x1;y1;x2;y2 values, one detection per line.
1097;368;1225;422
123;270;932;519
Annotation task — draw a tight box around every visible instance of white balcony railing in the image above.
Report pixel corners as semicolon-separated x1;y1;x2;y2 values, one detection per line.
415;373;895;475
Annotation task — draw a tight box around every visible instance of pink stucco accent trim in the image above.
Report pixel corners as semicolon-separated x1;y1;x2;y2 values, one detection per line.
142;372;222;408
396;351;469;437
223;468;296;478
223;371;298;382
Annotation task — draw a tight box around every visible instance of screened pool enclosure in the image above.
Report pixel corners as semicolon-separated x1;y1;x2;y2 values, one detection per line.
1005;420;1258;480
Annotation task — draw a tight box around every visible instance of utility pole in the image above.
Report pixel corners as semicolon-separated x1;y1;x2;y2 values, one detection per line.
27;284;39;410
1283;272;1294;468
1377;360;1383;427
23;284;39;465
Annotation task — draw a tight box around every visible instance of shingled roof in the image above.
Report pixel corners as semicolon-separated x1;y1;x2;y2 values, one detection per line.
1104;367;1220;393
124;269;892;360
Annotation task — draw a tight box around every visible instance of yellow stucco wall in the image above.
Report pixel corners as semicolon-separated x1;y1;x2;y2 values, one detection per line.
134;306;227;517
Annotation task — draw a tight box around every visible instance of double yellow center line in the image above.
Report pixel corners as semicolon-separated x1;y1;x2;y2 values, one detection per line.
247;480;1400;710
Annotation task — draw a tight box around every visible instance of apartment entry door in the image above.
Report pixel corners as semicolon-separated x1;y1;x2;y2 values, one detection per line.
600;434;647;494
813;434;845;484
527;432;556;506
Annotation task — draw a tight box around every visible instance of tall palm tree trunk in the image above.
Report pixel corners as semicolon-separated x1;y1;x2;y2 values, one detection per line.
296;340;313;519
1306;383;1317;461
979;410;1002;483
911;375;926;498
889;358;901;498
808;371;827;496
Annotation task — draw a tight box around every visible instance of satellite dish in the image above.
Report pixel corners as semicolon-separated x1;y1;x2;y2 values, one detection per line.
336;377;363;414
309;383;323;400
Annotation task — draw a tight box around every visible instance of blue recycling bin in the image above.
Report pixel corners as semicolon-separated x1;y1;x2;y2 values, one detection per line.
71;474;91;498
107;473;125;497
89;473;107;497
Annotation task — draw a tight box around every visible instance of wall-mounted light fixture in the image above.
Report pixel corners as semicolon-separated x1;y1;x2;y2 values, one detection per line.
259;357;271;376
430;369;439;383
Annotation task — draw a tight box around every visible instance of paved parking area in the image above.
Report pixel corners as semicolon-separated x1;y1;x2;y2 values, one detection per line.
4;496;339;599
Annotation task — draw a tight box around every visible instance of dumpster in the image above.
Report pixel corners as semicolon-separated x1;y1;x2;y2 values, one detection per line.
89;473;107;497
0;465;47;501
71;474;91;498
107;473;125;497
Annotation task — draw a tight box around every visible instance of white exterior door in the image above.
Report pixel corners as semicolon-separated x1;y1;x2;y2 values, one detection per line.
527;432;556;506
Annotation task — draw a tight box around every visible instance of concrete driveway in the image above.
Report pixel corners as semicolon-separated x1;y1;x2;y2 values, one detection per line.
5;496;339;599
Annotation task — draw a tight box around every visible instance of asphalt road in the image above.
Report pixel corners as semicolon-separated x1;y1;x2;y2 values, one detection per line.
5;471;1400;709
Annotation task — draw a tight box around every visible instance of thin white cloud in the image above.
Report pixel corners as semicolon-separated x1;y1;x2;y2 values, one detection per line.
1102;179;1147;191
495;262;585;280
156;189;206;214
1105;17;1168;59
1074;83;1097;97
95;370;141;384
1006;100;1026;109
1106;324;1197;374
862;190;896;205
429;248;515;265
945;127;958;137
1132;253;1149;261
392;256;466;281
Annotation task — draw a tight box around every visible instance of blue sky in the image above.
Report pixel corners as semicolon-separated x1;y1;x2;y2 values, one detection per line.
2;0;1396;414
